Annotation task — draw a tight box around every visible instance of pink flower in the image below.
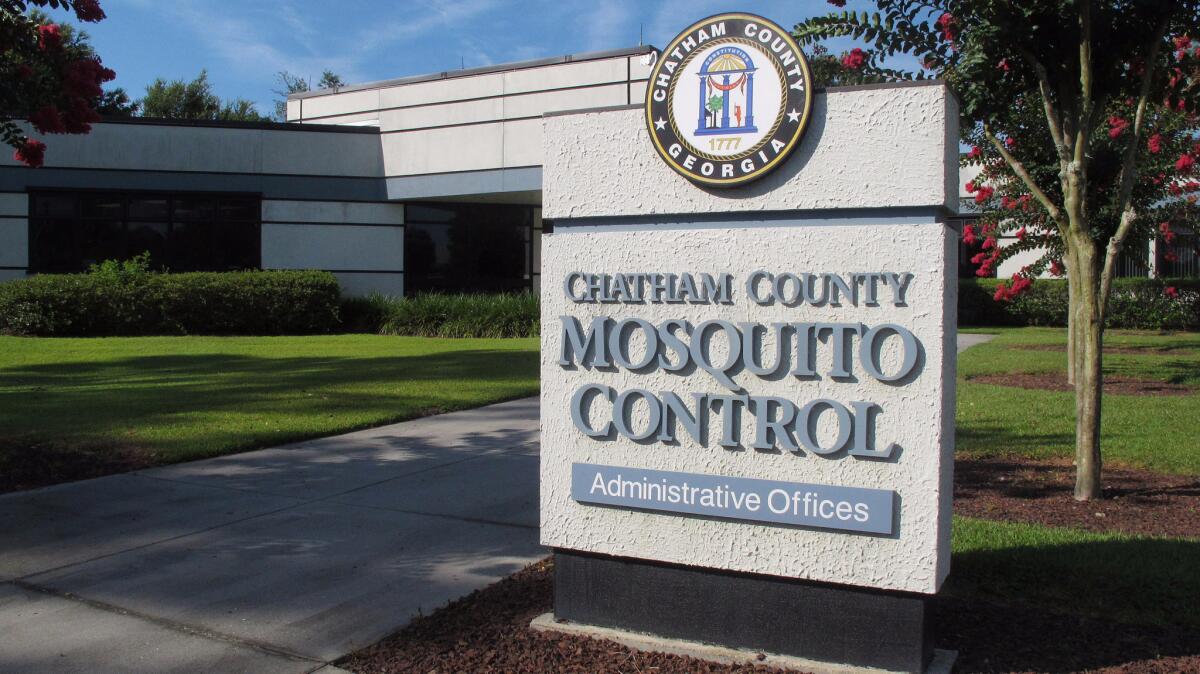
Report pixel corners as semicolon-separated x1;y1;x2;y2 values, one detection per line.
1108;116;1129;139
1005;136;1016;149
965;180;977;193
37;24;62;51
1165;286;1180;298
73;0;106;22
1050;260;1064;276
934;13;957;42
1148;133;1163;154
1176;154;1195;173
982;236;997;250
29;106;66;134
997;59;1010;72
1016;226;1027;240
841;48;866;70
967;146;981;159
14;139;46;168
962;224;978;246
974;185;995;204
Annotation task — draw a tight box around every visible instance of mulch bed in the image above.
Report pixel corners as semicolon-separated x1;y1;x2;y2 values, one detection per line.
955;457;1200;538
968;372;1192;396
0;438;156;493
340;558;1200;674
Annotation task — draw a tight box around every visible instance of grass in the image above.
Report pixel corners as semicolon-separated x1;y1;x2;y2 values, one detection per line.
0;335;539;469
957;327;1200;474
950;516;1200;630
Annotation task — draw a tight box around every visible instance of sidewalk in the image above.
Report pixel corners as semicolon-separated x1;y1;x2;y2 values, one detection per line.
0;397;543;673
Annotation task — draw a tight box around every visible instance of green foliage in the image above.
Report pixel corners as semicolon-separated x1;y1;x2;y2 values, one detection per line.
0;269;340;336
960;278;1200;329
140;70;269;122
339;292;540;338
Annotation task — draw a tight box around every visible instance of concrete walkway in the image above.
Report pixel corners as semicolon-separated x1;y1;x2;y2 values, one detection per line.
0;398;543;673
0;334;994;673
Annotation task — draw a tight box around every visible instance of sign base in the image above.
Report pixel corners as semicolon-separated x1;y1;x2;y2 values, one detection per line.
548;550;948;674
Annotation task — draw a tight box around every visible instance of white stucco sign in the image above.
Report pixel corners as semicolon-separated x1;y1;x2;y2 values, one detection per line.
540;80;958;596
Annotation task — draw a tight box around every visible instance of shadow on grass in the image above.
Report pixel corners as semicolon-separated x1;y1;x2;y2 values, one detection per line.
955;422;1075;457
0;349;539;490
947;535;1200;638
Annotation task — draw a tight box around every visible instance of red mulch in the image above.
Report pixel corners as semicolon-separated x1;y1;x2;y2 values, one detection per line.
969;372;1192;396
340;558;1200;674
955;457;1200;538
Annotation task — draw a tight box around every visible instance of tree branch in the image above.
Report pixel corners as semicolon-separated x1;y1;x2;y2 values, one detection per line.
983;124;1067;233
1017;45;1069;161
1099;16;1171;321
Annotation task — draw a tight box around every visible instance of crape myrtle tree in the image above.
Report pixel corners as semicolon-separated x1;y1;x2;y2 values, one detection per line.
795;1;1200;500
1;0;114;167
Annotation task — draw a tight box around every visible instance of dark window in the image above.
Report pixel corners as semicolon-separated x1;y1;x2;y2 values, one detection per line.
405;203;536;293
28;191;261;273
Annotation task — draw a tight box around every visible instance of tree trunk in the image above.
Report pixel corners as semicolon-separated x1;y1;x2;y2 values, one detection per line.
1066;265;1076;384
1072;249;1103;500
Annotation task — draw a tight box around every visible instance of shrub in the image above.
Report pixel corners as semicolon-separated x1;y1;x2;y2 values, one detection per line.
960;278;1200;330
0;269;341;336
339;292;540;338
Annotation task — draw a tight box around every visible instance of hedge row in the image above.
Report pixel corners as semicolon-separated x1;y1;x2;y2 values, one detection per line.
960;278;1200;330
341;292;539;338
0;270;341;336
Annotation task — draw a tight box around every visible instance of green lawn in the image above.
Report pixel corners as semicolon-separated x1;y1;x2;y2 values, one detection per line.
0;335;539;469
957;327;1200;474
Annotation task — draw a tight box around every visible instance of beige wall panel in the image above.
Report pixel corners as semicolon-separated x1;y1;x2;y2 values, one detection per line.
504;84;628;118
300;89;381;120
262;201;404;225
0;218;27;267
0;193;27;217
378;73;505;109
502;118;544;167
261;223;403;272
503;58;628;95
381;97;504;132
381;123;505;176
334;271;404;297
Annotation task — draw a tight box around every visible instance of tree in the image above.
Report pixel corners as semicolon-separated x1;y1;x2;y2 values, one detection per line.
140;70;269;122
317;70;343;91
1;0;114;167
795;1;1200;500
273;69;343;121
273;70;307;121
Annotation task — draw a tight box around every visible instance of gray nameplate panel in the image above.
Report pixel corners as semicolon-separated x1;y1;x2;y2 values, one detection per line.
571;463;895;535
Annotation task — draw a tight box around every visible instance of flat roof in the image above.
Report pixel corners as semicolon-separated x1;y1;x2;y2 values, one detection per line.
96;115;380;134
289;45;657;101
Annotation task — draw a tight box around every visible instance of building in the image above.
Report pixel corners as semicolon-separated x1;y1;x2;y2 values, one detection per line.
3;44;1192;294
0;46;654;296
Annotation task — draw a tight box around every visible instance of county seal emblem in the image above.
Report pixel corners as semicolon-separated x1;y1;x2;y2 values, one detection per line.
645;13;813;187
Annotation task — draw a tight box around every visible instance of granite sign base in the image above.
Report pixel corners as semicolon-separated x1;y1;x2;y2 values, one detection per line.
547;550;954;674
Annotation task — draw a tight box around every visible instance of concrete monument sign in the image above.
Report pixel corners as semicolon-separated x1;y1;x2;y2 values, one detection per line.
537;13;958;674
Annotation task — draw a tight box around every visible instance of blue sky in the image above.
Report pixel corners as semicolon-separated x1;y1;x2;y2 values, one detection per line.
41;0;886;117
